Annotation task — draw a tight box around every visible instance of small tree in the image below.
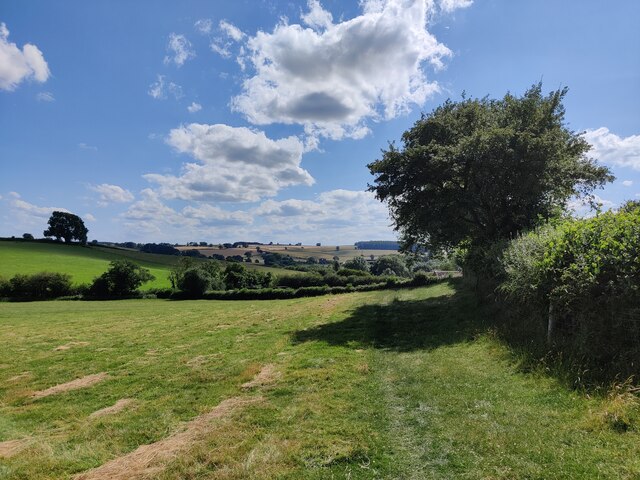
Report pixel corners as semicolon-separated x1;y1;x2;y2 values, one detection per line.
44;211;88;244
90;260;154;297
371;255;410;277
368;83;613;276
343;256;369;272
22;233;34;240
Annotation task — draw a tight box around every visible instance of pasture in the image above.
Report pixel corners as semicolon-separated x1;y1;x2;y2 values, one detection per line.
1;281;638;479
0;241;297;290
177;244;396;262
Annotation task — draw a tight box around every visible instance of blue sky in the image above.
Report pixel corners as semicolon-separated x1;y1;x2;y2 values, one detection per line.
1;0;639;244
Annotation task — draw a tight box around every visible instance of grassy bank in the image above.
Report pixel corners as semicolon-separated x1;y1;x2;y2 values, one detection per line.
1;281;638;478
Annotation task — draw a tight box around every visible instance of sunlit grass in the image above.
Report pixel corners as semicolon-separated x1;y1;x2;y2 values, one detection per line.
1;281;638;479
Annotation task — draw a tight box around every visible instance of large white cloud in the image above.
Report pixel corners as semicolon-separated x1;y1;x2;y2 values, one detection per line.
254;189;394;242
90;183;135;206
143;123;314;203
584;127;640;171
121;189;253;239
0;22;50;91
231;0;450;140
438;0;473;13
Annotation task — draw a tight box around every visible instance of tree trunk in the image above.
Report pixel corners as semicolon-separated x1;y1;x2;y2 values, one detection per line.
547;302;555;345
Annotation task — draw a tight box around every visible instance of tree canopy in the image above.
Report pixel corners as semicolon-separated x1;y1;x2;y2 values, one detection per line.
43;211;88;244
367;84;613;254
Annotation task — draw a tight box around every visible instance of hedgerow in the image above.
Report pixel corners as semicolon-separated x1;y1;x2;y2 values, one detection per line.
499;202;640;383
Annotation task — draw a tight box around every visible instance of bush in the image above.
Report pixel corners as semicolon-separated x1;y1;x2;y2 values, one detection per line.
4;272;74;300
89;260;154;298
343;256;369;272
370;255;411;277
499;204;640;383
179;268;211;297
337;268;370;277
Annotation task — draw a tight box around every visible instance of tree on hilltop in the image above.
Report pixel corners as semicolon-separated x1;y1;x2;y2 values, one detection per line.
44;211;88;244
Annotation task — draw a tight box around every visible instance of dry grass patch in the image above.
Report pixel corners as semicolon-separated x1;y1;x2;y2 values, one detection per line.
54;341;89;351
241;364;279;389
89;399;135;419
7;372;32;382
0;439;28;459
74;396;263;480
31;372;108;399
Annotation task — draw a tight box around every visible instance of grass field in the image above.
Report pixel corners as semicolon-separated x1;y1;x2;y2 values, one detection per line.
0;241;298;290
1;281;639;479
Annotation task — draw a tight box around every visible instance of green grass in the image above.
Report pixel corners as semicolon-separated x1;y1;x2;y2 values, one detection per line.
1;281;639;479
0;241;299;290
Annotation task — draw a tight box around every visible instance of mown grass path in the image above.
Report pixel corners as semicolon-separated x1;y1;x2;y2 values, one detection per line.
1;281;639;478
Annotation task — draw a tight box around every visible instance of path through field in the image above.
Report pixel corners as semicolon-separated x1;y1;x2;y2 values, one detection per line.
1;282;639;479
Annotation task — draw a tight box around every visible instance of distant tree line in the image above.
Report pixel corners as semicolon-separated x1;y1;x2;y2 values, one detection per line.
354;241;400;250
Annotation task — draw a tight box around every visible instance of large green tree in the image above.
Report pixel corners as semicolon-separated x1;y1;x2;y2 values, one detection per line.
43;211;88;244
368;84;613;256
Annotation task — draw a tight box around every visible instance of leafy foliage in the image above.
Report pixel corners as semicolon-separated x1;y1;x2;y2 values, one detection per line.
499;204;640;382
0;272;74;299
342;256;370;272
44;211;89;244
368;83;612;256
89;260;154;298
370;255;411;277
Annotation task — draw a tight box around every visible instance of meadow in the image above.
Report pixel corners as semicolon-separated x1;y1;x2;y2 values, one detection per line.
1;280;638;479
0;241;297;290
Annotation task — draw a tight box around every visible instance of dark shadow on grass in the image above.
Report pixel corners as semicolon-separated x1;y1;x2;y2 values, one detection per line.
292;279;487;352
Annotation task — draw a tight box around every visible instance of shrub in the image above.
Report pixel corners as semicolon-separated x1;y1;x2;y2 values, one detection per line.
499;204;640;383
337;268;370;277
370;255;411;277
343;256;369;272
89;260;154;298
5;272;73;300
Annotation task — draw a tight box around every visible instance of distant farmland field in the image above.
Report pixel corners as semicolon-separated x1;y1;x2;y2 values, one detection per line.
0;241;298;290
177;244;397;262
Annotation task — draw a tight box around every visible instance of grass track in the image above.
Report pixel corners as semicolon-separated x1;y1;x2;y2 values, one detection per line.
0;241;297;290
1;281;639;478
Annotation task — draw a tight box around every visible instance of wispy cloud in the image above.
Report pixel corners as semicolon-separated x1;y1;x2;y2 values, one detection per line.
36;91;55;102
163;33;195;67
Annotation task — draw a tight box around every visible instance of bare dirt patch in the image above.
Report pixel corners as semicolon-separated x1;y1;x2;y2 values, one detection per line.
74;396;262;480
241;364;279;389
32;372;108;399
89;399;135;418
0;439;28;458
54;341;89;351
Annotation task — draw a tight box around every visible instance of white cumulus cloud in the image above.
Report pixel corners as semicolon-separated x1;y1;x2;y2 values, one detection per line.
231;0;451;140
90;183;135;206
301;0;333;31
622;180;633;187
438;0;473;13
0;22;50;91
163;33;195;67
143;123;314;203
254;189;393;242
584;127;640;170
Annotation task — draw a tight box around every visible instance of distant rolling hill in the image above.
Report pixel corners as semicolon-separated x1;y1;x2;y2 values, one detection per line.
0;240;297;290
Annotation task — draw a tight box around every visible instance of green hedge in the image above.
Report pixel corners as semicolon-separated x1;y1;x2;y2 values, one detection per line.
499;202;640;383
